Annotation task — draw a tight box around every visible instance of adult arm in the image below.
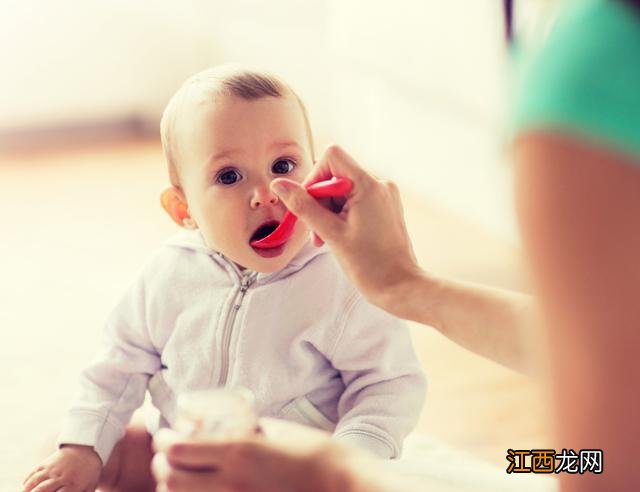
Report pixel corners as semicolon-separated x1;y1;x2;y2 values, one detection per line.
515;132;640;492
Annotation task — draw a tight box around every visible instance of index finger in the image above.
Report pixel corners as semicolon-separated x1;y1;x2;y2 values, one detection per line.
167;440;262;470
303;144;371;188
153;428;228;466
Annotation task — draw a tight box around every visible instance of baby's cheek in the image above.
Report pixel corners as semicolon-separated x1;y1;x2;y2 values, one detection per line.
200;214;235;244
199;227;226;253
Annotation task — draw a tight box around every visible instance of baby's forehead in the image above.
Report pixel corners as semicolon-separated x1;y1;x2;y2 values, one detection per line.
178;89;302;136
173;91;307;160
171;89;232;143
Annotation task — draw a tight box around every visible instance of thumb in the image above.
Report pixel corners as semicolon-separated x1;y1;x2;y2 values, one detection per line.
271;179;344;242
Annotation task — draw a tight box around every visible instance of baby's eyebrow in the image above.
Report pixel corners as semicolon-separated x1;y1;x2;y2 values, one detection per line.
270;140;303;153
206;141;303;169
209;148;241;163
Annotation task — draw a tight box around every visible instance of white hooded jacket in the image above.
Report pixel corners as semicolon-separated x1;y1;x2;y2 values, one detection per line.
58;230;427;463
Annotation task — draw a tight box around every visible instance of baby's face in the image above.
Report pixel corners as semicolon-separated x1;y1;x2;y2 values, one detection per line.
177;94;313;273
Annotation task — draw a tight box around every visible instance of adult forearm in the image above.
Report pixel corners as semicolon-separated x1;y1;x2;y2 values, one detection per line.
390;270;534;373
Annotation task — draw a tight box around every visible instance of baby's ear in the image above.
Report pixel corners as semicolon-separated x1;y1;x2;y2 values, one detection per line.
160;187;196;228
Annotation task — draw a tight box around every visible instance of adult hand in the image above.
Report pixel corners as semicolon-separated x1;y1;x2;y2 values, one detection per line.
151;418;376;492
270;145;421;317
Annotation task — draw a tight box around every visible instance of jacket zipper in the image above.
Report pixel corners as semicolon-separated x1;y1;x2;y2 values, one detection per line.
217;271;256;386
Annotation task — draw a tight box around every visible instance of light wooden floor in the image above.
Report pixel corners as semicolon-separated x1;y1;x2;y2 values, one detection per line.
0;140;553;489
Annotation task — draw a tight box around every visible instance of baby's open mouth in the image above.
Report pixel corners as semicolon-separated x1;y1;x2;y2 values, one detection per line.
250;220;280;244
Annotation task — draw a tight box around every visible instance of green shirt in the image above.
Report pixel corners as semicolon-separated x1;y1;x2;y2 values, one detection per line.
512;0;640;161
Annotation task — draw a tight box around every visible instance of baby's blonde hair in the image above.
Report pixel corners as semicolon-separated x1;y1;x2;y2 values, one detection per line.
160;65;315;186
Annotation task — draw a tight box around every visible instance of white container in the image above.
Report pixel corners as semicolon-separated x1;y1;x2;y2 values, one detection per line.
174;387;258;440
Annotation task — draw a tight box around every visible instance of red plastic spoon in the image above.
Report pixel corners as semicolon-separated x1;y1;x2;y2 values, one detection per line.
251;177;352;249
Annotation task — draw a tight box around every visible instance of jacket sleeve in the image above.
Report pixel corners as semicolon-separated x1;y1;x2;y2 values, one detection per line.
329;293;427;459
57;273;161;464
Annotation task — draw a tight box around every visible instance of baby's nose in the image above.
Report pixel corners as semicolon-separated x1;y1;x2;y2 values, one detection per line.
250;186;279;209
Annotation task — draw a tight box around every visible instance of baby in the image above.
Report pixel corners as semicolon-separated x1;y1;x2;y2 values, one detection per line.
24;66;427;491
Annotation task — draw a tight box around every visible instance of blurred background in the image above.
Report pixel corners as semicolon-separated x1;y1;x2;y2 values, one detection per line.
1;0;559;490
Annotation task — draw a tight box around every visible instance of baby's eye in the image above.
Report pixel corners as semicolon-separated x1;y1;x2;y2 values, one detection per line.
216;169;242;185
272;159;295;174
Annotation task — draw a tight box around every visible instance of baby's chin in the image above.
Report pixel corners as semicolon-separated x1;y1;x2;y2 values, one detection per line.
206;228;309;273
245;241;304;273
242;227;309;273
247;257;290;273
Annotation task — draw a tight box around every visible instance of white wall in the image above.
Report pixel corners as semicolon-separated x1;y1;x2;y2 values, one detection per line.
324;0;516;240
0;0;218;128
